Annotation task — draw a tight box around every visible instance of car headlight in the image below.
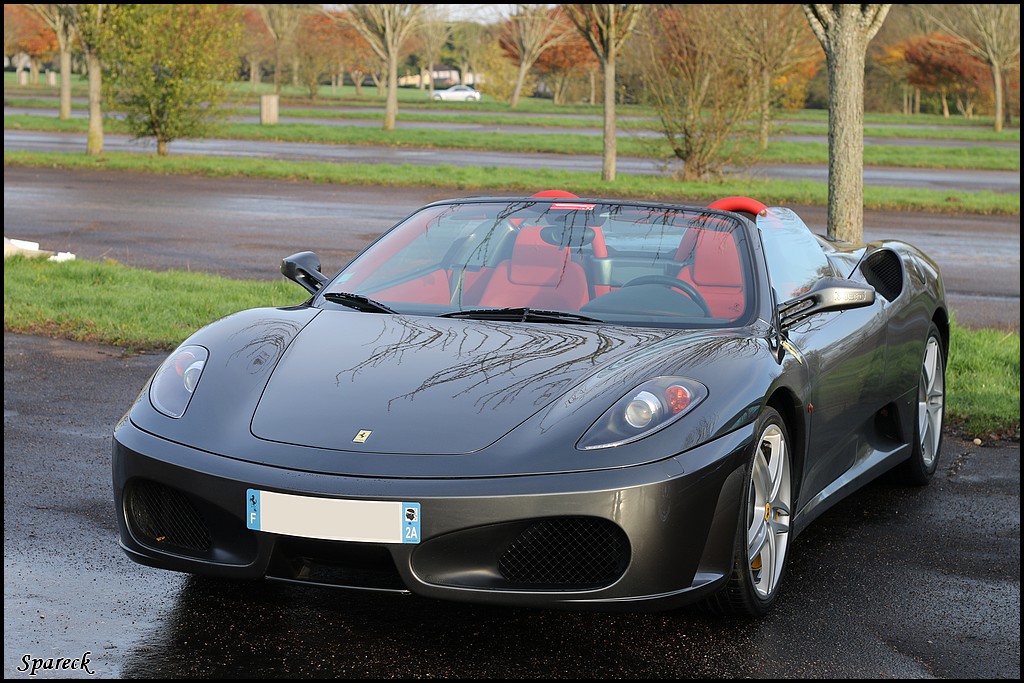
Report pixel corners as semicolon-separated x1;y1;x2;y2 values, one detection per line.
149;345;208;418
577;377;708;450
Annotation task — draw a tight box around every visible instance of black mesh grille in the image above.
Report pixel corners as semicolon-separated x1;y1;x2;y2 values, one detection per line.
862;250;903;301
125;479;211;553
498;518;629;587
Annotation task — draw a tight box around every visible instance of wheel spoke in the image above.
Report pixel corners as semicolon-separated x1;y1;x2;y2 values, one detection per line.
762;522;777;592
923;341;938;394
766;432;786;501
752;449;772;503
747;516;768;564
770;500;791;535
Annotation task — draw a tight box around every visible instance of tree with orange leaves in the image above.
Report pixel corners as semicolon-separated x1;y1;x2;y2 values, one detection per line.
296;13;347;101
239;6;274;89
533;17;598;105
499;5;573;108
4;4;57;84
903;33;990;119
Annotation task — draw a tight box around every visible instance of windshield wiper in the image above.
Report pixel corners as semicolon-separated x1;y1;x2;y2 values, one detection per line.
439;307;604;324
322;292;398;314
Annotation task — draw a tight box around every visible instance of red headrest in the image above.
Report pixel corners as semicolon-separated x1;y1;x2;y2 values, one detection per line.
509;225;571;286
692;231;742;287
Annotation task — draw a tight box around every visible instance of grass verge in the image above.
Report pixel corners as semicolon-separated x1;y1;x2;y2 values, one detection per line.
5;113;1019;172
4;150;1018;216
3;255;305;352
8;97;1020;143
946;324;1021;440
4;255;1018;440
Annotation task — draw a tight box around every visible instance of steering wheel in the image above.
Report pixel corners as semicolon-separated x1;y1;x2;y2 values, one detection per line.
621;275;713;317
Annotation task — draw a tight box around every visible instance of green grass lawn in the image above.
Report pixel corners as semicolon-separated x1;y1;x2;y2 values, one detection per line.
10;95;1019;144
4;112;1019;172
4;255;1018;440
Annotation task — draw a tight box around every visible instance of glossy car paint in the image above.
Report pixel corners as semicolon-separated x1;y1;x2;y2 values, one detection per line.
112;197;947;610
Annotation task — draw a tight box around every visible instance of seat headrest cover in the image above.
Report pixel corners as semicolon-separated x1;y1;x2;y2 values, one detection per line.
509;226;572;286
692;231;742;287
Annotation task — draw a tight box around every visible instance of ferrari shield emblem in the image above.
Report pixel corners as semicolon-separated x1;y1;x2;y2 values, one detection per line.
352;429;372;443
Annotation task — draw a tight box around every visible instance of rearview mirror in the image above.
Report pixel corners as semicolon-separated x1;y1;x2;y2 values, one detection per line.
281;251;328;294
777;277;875;328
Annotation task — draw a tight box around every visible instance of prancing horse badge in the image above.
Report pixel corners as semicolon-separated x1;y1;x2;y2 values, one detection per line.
352;429;372;443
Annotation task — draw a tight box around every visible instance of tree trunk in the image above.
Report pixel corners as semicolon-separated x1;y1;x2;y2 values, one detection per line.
273;44;283;94
940;90;949;118
384;53;399;131
601;54;616;182
913;87;920;115
86;51;103;156
990;63;1004;132
824;27;866;242
510;61;530;108
589;69;596;106
58;43;72;120
758;67;771;150
30;58;40;84
157;139;168;156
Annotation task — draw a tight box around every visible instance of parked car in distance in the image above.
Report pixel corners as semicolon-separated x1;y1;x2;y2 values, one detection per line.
432;85;482;102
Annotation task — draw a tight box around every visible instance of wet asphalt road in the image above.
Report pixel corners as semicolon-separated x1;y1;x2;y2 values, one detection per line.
4;128;1020;195
3;331;1019;678
3;166;1020;331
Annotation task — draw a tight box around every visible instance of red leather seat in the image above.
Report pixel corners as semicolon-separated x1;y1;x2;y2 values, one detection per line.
476;225;589;310
677;230;745;319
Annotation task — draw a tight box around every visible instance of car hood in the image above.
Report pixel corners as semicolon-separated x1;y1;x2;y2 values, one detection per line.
251;311;679;455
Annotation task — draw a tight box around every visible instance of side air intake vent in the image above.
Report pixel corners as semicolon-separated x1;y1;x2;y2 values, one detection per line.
861;250;903;301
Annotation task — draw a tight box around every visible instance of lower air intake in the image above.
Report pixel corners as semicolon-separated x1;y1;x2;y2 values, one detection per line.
498;517;629;588
125;479;211;553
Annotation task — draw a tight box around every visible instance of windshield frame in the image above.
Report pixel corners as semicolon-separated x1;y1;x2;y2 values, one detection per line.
315;197;762;330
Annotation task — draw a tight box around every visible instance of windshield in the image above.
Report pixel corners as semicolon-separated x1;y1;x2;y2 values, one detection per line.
323;199;754;328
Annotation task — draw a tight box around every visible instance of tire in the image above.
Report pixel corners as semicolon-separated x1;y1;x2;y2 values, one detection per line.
705;406;793;617
898;323;946;485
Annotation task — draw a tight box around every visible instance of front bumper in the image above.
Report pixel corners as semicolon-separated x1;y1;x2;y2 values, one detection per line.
112;419;755;611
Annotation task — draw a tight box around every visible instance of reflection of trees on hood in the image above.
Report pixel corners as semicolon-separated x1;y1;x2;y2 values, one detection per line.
227;318;304;376
336;317;668;413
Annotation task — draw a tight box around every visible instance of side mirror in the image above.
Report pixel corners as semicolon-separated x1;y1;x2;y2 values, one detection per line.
281;251;328;294
777;277;875;328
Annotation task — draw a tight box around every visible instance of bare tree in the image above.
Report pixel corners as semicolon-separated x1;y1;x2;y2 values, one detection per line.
729;5;820;150
563;4;643;181
632;5;756;181
27;4;75;120
803;4;891;243
258;4;311;94
451;20;487;85
917;5;1020;132
418;7;452;97
500;5;572;108
344;4;424;131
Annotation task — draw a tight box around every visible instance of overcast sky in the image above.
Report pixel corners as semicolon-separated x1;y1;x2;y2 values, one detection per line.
439;4;513;22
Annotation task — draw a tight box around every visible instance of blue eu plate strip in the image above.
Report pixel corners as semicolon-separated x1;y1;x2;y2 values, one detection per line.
402;502;420;544
246;489;261;530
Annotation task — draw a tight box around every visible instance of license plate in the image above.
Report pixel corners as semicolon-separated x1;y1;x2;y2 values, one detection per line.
246;489;420;544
